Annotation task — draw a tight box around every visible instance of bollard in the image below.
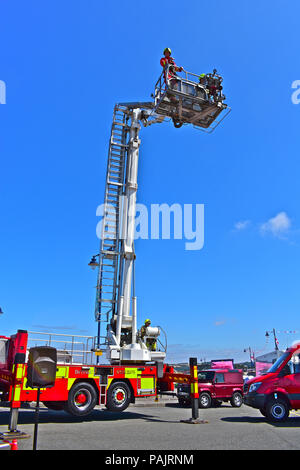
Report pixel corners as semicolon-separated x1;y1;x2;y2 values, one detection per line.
10;439;18;451
0;432;31;450
180;357;208;424
190;357;199;420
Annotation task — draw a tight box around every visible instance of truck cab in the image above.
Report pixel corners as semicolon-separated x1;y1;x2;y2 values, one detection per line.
244;342;300;422
177;368;244;408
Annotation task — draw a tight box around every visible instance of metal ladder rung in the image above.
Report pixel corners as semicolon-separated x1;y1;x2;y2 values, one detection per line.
110;142;128;148
107;181;123;186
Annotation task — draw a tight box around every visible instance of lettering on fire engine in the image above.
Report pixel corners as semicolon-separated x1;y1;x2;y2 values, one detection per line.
74;369;88;375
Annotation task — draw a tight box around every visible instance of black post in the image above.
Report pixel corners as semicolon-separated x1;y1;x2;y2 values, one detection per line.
180;357;208;424
33;388;41;451
190;357;199;420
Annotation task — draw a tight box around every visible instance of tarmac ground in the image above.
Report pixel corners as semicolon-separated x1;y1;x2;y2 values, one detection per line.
1;396;300;452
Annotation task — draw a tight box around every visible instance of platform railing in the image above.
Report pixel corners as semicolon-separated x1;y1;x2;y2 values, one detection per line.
27;331;96;365
154;66;225;105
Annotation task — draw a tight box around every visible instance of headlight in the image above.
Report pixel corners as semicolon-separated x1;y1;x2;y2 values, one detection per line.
249;382;262;393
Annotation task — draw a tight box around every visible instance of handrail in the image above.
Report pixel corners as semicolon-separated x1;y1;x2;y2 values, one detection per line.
155;65;225;102
27;331;95;365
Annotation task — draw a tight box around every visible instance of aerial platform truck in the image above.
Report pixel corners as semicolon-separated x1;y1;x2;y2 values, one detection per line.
0;65;230;431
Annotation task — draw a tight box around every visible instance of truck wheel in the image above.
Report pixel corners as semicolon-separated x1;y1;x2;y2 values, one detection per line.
178;397;188;407
199;392;212;408
64;382;98;417
265;398;289;422
230;392;243;408
106;381;131;412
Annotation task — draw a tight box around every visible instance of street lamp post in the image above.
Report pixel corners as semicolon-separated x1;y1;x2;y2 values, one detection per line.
265;328;279;351
88;254;101;363
243;347;255;367
88;255;100;270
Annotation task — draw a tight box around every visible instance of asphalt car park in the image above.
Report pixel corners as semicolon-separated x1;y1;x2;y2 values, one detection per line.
1;398;300;451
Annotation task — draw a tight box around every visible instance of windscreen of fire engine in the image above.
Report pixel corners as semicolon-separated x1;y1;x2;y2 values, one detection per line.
197;371;215;383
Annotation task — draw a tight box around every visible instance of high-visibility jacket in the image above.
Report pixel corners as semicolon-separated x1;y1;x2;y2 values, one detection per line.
140;325;156;351
160;56;181;82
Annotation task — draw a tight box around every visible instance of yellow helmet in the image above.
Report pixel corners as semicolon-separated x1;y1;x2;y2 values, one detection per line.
145;319;151;325
163;47;171;55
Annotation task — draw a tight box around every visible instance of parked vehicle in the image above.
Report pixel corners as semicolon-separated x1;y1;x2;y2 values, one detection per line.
244;342;300;422
177;368;244;408
0;330;175;419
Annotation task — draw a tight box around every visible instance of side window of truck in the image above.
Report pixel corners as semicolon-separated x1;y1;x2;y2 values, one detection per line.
214;373;224;383
292;353;300;374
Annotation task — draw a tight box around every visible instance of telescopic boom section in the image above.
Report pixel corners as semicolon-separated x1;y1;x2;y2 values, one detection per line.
95;106;166;364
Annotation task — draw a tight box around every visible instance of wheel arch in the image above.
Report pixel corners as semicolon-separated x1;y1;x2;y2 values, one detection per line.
232;387;243;395
265;391;291;409
199;388;212;395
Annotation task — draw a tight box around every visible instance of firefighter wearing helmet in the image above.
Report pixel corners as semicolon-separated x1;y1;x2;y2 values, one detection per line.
160;47;183;85
140;319;157;351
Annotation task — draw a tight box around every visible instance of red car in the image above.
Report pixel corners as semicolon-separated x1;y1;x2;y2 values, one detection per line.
177;368;244;408
244;342;300;422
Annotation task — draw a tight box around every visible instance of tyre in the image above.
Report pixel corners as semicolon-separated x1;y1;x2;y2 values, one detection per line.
64;382;98;417
106;381;131;412
178;397;188;407
43;401;65;411
198;392;212;409
230;392;243;408
265;398;289;422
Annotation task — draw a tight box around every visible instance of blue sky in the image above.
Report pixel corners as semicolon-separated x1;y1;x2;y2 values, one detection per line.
1;0;300;362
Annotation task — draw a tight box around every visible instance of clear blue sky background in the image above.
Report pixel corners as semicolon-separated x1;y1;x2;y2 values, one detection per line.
1;0;300;362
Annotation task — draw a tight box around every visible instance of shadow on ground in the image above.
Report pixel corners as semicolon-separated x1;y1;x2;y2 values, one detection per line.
0;406;180;426
221;415;300;428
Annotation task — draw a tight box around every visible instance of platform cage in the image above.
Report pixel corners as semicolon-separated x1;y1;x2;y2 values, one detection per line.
27;331;98;365
152;66;231;132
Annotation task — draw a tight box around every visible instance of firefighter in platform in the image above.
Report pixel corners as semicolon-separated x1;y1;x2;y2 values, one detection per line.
198;73;207;86
160;47;183;89
140;319;157;351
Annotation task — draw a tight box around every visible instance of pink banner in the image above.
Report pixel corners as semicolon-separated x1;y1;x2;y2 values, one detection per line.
255;361;271;376
211;360;234;370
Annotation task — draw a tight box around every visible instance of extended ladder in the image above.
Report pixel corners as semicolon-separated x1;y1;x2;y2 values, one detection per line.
95;105;129;342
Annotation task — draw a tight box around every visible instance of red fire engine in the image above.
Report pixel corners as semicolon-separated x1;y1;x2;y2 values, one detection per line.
0;330;183;418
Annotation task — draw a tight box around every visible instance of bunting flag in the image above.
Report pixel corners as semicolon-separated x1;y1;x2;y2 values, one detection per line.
277;330;298;334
